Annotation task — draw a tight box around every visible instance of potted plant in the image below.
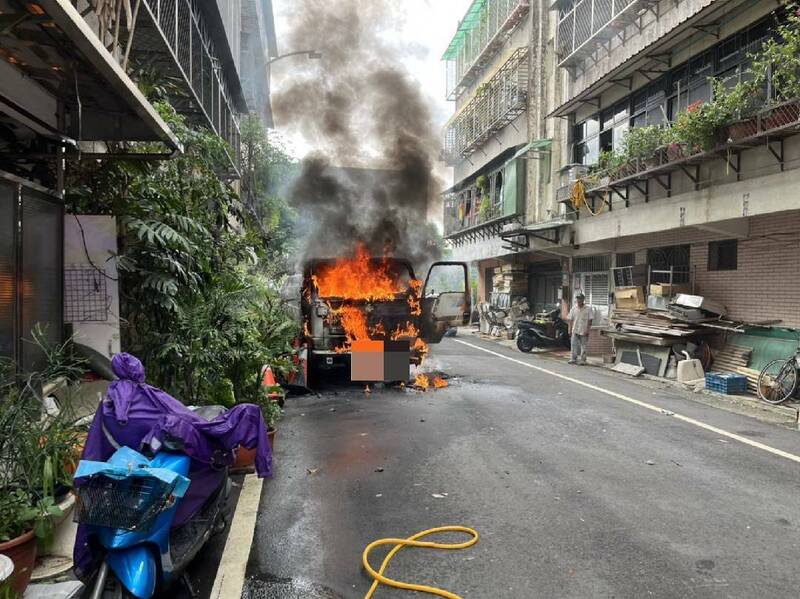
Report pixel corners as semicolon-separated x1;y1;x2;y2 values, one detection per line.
260;398;282;451
0;490;60;595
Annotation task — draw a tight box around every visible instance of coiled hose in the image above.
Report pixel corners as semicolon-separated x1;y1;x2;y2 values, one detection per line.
362;525;479;598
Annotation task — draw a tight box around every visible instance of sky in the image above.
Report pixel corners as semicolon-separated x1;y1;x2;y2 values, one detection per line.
270;0;473;163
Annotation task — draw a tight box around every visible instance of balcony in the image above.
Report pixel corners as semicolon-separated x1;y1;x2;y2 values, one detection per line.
443;0;531;101
556;0;662;69
558;99;800;213
443;48;529;165
79;0;245;167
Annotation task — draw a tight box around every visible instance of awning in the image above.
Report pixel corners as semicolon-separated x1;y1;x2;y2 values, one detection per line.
523;218;572;232
442;0;487;60
0;0;180;150
511;139;552;160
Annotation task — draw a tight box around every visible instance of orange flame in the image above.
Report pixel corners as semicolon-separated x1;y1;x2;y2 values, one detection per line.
390;321;419;340
312;245;405;300
432;376;448;388
331;305;370;352
408;279;423;316
303;320;311;338
414;374;429;390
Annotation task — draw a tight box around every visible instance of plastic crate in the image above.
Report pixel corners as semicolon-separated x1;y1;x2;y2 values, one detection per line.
705;372;748;395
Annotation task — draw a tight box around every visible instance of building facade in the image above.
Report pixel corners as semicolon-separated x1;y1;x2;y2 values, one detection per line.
444;0;800;354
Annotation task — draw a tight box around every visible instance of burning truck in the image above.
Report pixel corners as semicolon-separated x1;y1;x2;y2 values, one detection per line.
282;246;469;385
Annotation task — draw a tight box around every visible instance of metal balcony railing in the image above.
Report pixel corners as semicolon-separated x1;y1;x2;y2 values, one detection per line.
81;0;242;168
556;0;663;68
560;99;800;212
443;48;530;164
443;0;530;101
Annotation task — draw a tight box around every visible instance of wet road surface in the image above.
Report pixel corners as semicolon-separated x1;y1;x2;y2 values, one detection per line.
242;334;800;598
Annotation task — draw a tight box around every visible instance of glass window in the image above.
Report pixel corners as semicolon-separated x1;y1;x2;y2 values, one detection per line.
584;115;600;137
688;80;711;105
574;136;599;166
613;122;629;149
614;102;629;123
708;239;738;271
602;108;616;130
574;121;586;143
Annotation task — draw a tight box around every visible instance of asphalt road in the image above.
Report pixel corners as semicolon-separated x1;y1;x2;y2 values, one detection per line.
241;334;800;598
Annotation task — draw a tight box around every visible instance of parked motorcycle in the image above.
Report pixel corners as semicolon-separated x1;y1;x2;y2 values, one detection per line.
75;407;231;599
73;353;272;599
515;308;571;353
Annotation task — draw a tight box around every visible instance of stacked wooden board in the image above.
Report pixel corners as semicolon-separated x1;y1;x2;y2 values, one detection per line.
711;344;759;394
492;264;528;297
609;309;705;339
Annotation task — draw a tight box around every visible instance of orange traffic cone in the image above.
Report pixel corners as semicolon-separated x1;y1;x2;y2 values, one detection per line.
261;366;283;401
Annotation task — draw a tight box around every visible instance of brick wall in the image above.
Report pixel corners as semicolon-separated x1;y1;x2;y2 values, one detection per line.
612;211;800;328
692;213;800;328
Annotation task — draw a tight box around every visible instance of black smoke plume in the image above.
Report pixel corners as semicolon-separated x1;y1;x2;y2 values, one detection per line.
272;0;442;268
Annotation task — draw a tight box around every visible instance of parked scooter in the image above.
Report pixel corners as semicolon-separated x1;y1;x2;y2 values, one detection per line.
515;308;571;353
72;353;272;599
75;407;231;599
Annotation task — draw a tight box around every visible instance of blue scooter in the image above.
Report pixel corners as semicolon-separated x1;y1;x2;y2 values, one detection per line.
75;428;230;598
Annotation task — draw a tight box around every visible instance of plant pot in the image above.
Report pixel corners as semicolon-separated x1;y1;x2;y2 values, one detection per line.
232;445;257;470
267;427;277;451
727;118;758;140
36;493;75;557
0;529;37;595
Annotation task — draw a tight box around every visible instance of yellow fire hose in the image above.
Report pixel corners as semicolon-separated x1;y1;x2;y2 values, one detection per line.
362;526;479;599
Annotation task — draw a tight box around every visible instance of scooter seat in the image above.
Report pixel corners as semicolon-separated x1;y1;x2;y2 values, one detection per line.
187;405;227;422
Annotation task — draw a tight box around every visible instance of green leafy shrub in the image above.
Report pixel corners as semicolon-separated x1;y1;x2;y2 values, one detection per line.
66;102;299;406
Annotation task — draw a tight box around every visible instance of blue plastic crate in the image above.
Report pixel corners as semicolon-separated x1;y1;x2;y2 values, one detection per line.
705;372;748;394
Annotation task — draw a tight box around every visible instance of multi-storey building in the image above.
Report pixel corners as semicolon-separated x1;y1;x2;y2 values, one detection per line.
442;1;582;319
542;0;800;356
0;0;276;368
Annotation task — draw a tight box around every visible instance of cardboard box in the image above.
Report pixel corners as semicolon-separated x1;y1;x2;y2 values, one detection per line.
649;283;690;297
614;286;646;310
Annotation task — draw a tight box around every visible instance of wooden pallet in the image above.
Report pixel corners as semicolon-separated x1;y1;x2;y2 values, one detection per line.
710;344;757;394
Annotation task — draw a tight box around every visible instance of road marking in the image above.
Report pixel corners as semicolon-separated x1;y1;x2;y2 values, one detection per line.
453;339;800;465
210;473;264;598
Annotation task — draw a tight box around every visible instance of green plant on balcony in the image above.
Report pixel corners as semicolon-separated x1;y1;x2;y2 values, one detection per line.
476;175;492;221
597;149;626;179
621;125;668;162
751;3;800;101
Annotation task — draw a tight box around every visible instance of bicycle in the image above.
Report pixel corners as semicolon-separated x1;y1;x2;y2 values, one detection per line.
757;335;800;405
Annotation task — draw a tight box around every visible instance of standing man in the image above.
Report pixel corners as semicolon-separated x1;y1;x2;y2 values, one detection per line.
568;293;593;365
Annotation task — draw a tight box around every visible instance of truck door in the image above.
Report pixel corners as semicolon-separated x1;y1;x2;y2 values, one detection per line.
420;262;471;343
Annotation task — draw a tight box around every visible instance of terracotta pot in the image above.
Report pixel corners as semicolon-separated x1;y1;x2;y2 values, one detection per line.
268;427;277;451
0;529;37;595
232;445;257;470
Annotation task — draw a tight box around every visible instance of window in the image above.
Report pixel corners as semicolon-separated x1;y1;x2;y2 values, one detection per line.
708;239;738;271
648;245;691;284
